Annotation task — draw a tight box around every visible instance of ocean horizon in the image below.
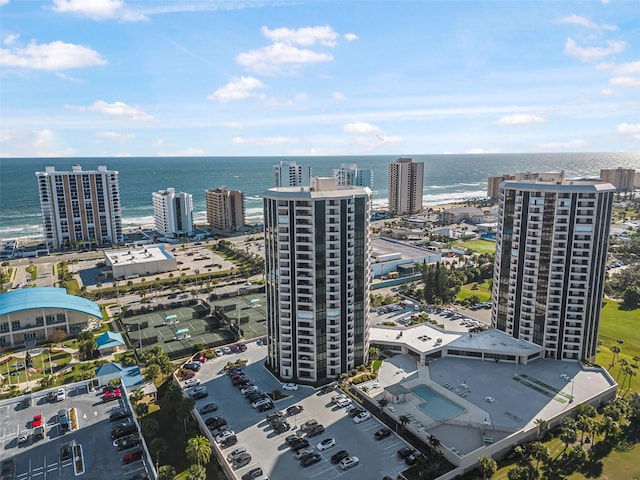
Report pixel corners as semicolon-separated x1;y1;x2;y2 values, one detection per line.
1;152;638;242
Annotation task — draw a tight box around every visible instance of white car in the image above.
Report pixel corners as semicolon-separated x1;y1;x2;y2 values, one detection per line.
339;455;360;470
18;430;29;443
222;346;232;354
282;383;298;391
316;438;336;451
336;398;351;408
227;447;247;462
241;385;259;395
331;394;347;404
184;378;201;388
252;398;272;409
56;388;66;401
214;349;223;356
353;411;371;423
215;430;235;443
190;386;207;395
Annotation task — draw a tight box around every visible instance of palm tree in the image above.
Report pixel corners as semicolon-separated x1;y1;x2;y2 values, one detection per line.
162;381;184;413
144;364;161;383
141;417;160;438
129;387;145;406
560;425;577;452
527;441;548;472
534;418;549;440
576;415;593;445
609;345;621;368
158;465;176;480
415;453;430;477
150;436;167;470
617;358;629;382
186;464;207;480
377;398;389;412
428;434;441;451
398;414;410;431
185;435;212;466
478;455;497;480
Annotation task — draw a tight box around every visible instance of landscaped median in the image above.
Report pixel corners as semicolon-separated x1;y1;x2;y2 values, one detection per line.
69;407;79;430
73;443;85;475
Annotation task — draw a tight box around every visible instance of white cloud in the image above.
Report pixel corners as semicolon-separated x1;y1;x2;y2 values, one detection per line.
344;33;358;42
537;140;587;149
596;60;640;74
601;87;618;96
236;42;333;75
82;100;154;121
616;123;640;139
232;136;299;146
333;92;346;101
465;148;502;154
294;92;309;102
261;26;339;47
96;131;135;142
3;34;19;46
51;0;146;21
30;129;76;157
556;14;617;31
208;76;266;102
157;147;204;156
152;138;164;147
564;38;626;63
609;76;640;87
342;121;380;134
497;114;546;126
0;39;106;70
0;0;9;6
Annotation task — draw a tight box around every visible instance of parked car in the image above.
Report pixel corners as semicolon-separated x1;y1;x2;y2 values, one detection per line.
300;419;318;432
282;383;298;391
215;430;236;443
222;346;232;354
33;426;44;441
330;449;349;464
214;348;224;356
199;403;219;414
110;409;131;422
56;388;66;401
301;453;321;467
18;430;29;443
32;414;43;428
289;438;310;451
353;411;371;423
117;436;141;451
129;474;150;480
123;449;143;463
405;452;424;466
227;447;248;462
374;427;392;440
220;434;238;448
183;362;201;372
102;390;122;402
241;467;263;480
59;443;72;461
258;402;274;412
112;424;137;439
58;409;70;432
252;398;272;409
295;448;313;460
307;424;325;437
183;378;200;388
320;385;334;394
267;412;284;422
232;452;252;469
192;390;208;400
286;405;303;415
397;447;416;459
317;438;336;451
339;455;359;470
241;385;259;395
205;416;227;429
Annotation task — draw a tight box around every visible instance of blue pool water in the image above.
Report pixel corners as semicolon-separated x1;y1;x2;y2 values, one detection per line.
411;385;465;421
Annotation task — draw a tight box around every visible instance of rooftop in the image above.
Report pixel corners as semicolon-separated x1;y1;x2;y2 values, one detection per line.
104;245;173;265
0;287;102;318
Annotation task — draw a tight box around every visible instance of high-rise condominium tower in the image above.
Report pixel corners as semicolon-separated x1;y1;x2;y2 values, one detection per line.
388;157;424;215
152;188;193;238
36;165;123;249
263;178;372;383
491;178;615;361
487;172;565;201
273;160;311;187
205;186;245;234
599;167;637;194
332;163;373;188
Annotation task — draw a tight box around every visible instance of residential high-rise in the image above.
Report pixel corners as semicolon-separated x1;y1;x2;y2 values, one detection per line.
388;157;424;215
273;160;311;187
487;171;565;200
36;165;123;249
600;167;636;194
263;178;372;383
332;163;373;188
491;178;615;361
152;188;193;238
205;186;245;234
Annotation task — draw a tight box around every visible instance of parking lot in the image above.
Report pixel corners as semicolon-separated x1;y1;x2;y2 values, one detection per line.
185;342;413;480
0;384;151;480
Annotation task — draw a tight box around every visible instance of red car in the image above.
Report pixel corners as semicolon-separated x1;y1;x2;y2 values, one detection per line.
103;389;122;402
122;449;143;463
32;414;43;428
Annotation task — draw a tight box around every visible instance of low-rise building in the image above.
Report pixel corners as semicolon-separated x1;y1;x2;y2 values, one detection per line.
104;245;177;279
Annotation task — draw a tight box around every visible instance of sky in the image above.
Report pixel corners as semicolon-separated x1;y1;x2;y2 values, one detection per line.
1;0;639;158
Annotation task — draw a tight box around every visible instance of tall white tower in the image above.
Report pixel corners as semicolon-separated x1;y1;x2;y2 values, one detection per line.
491;178;615;361
273;160;311;187
36;165;123;249
152;188;193;238
388;157;424;215
332;163;373;188
263;178;372;383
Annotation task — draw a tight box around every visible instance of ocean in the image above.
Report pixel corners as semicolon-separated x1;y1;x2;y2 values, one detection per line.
1;152;638;242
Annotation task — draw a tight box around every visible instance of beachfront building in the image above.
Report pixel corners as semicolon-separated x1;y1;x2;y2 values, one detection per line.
273;160;311;187
36;165;123;249
263;177;372;383
152;188;193;238
104;245;177;279
331;163;373;188
0;287;102;348
487;171;565;200
491;178;616;361
600;167;637;194
205;186;245;234
388;157;424;215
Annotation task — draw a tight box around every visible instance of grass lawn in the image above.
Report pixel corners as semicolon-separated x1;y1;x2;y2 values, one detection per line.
457;280;492;303
453;239;497;256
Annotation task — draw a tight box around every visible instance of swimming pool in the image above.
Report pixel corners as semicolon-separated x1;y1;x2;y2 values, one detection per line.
411;385;465;421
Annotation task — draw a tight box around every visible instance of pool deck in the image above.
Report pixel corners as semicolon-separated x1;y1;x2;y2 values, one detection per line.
363;354;616;460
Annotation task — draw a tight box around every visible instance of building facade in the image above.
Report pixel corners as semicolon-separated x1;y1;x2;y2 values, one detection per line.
273;160;311;187
152;188;193;238
36;165;123;249
487;171;565;200
491;179;615;361
263;178;372;383
332;163;373;188
388;157;424;215
600;167;636;193
205;186;245;234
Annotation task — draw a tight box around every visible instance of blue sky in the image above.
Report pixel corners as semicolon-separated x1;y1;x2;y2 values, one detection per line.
1;0;639;157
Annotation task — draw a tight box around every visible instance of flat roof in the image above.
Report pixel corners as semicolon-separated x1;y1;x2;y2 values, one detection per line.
447;329;543;356
105;245;173;265
0;287;102;318
371;237;438;261
370;323;461;354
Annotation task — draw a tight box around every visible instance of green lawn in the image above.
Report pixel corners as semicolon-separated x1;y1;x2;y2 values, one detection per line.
458;280;492;303
453;239;497;256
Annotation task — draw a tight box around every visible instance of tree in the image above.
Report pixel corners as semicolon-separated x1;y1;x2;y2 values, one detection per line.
428;434;441;451
186;464;207;480
576;415;593;445
157;465;176;480
162;381;184;413
415;453;430;477
478;456;497;480
377;398;388;412
48;329;67;351
144;364;161;383
508;464;536;480
527;441;548;472
141;417;160;438
609;345;621;368
534;418;549;440
398;415;410;431
38;374;55;389
185;435;212;466
150;436;167;468
129;387;145;406
560;424;577;452
622;285;640;309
